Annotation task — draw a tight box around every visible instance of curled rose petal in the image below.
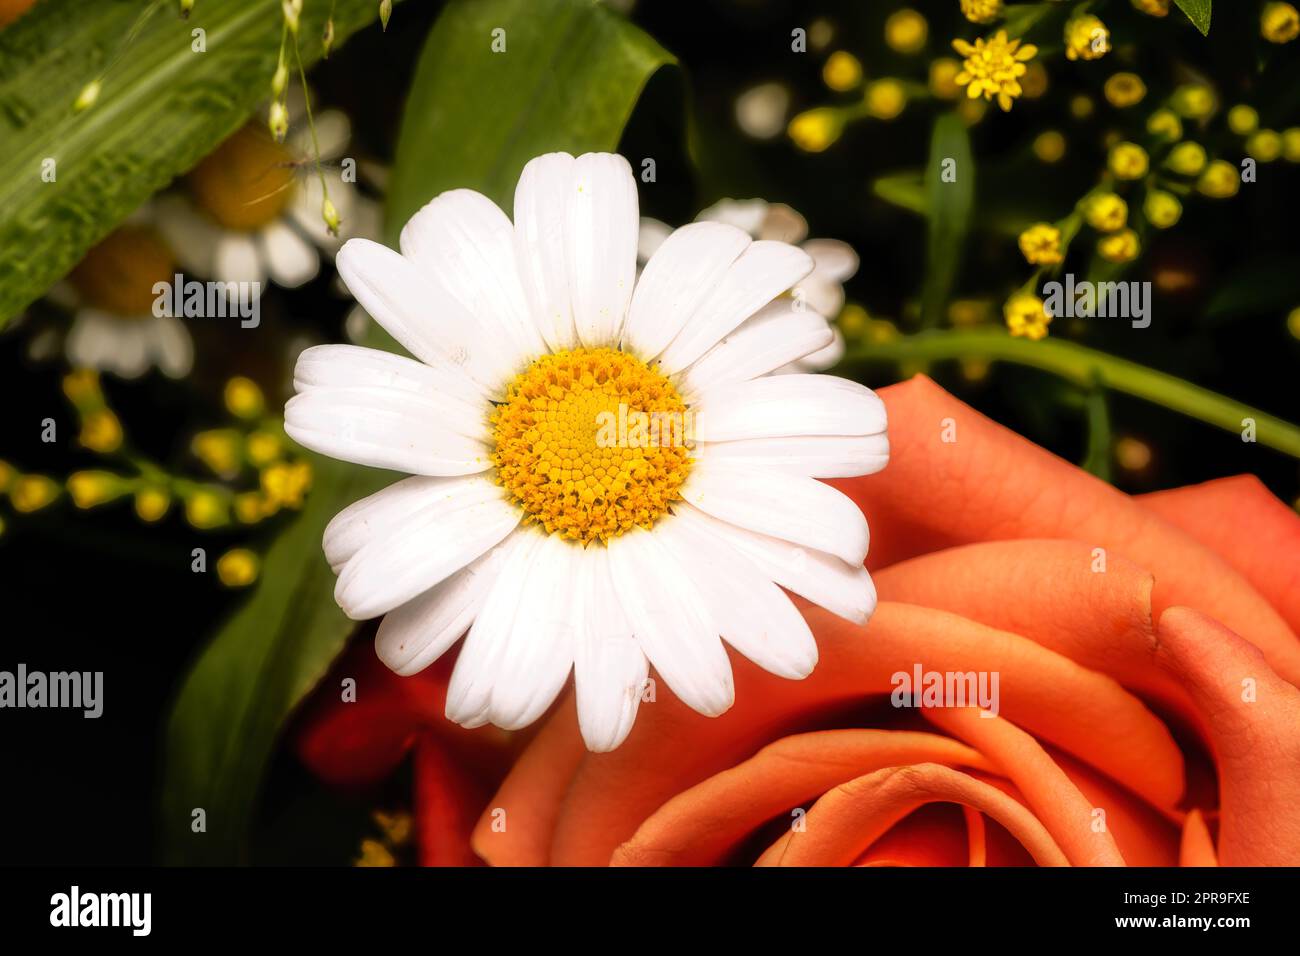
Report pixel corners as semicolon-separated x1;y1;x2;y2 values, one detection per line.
754;763;1070;867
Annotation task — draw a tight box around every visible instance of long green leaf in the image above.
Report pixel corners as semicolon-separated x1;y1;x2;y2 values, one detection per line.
1175;0;1212;36
920;112;973;328
161;0;675;864
0;0;387;327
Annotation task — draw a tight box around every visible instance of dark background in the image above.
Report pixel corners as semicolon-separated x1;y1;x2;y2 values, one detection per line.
1;0;1297;864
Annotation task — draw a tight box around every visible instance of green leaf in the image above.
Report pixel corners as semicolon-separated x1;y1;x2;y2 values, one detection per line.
0;0;389;327
1175;0;1212;36
1081;383;1113;482
387;0;675;227
161;0;675;865
871;170;927;216
921;112;974;328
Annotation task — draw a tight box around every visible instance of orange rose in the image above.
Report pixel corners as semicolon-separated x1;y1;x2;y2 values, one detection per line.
467;376;1300;867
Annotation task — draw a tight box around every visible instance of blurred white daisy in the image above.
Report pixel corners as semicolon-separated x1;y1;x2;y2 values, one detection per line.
640;198;859;371
157;94;380;290
54;220;193;379
286;152;887;752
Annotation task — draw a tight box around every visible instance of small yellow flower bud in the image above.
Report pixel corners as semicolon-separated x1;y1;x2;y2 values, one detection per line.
269;100;289;142
234;491;272;524
960;0;1003;25
10;475;60;513
62;368;103;408
185;488;230;529
74;80;102;113
1130;0;1170;16
192;429;244;478
224;376;265;419
1069;95;1094;120
1197;160;1241;198
1097;228;1140;264
929;58;962;100
1020;61;1049;99
1032;130;1066;163
67;471;126;509
1227;105;1259;136
821;51;862;92
1108;142;1150;180
1018;223;1064;266
1165;141;1207;176
1288;306;1300;339
1085;193;1128;233
1247;129;1282;163
1282;127;1300;162
0;460;12;494
837;303;869;338
1104;73;1146;108
261;460;313;509
1064;15;1110;61
322;195;342;236
1115;436;1153;472
217;548;260;588
245;430;284;468
380;0;392;31
787;108;844;152
864;79;906;121
1171;84;1215;120
180;0;196;18
884;9;927;55
1145;109;1182;141
1262;3;1300;43
79;408;123;454
1143;190;1182;229
1004;294;1051;341
356;838;397;867
134;486;171;523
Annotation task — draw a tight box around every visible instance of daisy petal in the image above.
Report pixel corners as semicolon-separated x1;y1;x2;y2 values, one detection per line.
682;459;870;567
514;152;579;351
607;529;734;717
802;238;859;283
214;232;265;285
399;189;544;368
334;475;521;620
294;342;484;406
323;476;435;571
693;374;887;442
678;300;833;398
574;546;648;752
622;221;751;361
658;240;814;373
284;385;490;477
261;219;319;287
375;540;512;676
697;433;890;479
567;152;639;347
676;502;877;625
485;532;579;730
657;513;818;679
335;238;509;396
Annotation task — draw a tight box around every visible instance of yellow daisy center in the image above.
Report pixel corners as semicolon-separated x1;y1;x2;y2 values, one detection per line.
69;225;176;317
188;123;297;231
491;347;693;545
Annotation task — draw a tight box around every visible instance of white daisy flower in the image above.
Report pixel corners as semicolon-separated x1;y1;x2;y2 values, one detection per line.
640;198;859;371
286;152;888;752
156;96;381;291
55;220;193;380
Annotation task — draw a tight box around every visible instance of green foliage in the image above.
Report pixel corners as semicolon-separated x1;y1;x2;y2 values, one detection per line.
0;0;387;327
160;0;675;865
921;112;973;328
1175;0;1213;36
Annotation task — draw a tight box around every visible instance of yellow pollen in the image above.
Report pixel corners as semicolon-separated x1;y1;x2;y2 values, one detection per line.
491;348;693;545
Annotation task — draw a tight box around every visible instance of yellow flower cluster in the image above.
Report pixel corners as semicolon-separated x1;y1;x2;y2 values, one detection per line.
952;31;1038;112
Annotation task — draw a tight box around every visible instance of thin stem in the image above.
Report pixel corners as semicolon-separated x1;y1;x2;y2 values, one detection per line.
841;329;1300;458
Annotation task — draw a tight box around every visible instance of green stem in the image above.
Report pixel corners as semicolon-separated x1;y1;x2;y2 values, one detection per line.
841;330;1300;458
